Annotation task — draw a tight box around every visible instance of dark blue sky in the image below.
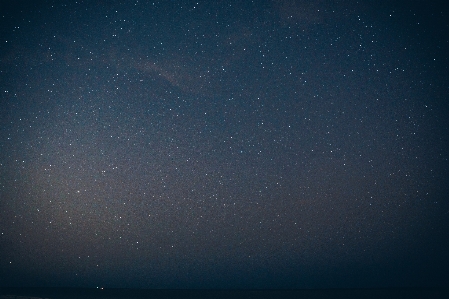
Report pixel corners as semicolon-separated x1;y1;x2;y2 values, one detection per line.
1;0;448;289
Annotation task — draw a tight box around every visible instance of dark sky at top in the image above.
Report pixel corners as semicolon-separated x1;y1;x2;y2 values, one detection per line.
0;0;448;289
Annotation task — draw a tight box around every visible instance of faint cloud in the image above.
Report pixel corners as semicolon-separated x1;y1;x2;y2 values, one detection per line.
273;0;365;26
274;0;325;25
135;55;212;95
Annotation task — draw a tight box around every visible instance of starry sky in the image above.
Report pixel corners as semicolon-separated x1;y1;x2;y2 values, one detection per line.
1;0;448;289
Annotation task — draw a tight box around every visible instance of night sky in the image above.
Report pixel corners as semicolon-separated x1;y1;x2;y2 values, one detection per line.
1;0;449;289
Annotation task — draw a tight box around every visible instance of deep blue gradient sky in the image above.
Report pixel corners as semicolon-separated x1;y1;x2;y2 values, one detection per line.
1;0;448;289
